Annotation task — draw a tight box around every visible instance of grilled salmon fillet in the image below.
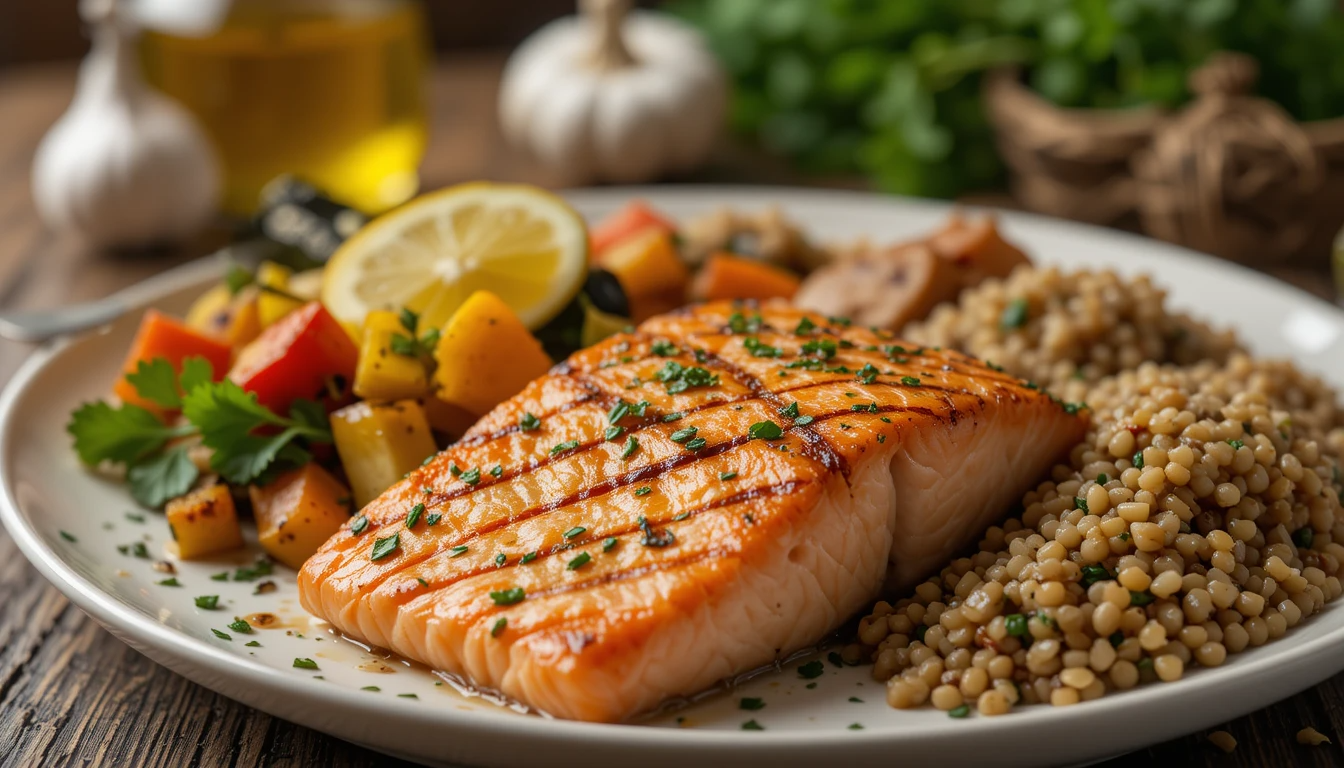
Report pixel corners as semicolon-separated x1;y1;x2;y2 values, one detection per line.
298;301;1086;722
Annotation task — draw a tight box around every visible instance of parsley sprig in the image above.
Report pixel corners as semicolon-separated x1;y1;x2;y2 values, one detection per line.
67;357;333;507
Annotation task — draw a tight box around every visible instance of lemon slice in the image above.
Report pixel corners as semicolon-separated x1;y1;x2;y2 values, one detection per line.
321;182;588;331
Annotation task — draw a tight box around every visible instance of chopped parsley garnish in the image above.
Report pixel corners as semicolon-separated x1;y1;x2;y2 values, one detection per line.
720;471;738;481
125;512;146;523
564;526;586;539
795;317;817;335
449;545;469;557
1294;527;1315;549
899;375;921;387
245;640;261;647
851;401;879;413
659;364;719;394
877;434;886;443
797;660;825;679
491;617;508;637
1128;590;1154;606
293;658;319;670
228;619;252;634
603;537;618;552
521;551;538;564
567;552;592;570
195;595;220;610
828;315;852;327
662;412;685;423
490;464;503;477
948;704;970;718
637;515;676;547
460;467;481;485
794;415;814;426
490;587;526;606
361;685;381;692
684;437;707;451
494;553;507;567
749;420;784;440
856;363;880;384
450;464;462;477
371;534;400;561
673;512;691;522
157;578;181;587
417;577;429;588
828;652;846;668
848;723;864;730
1073;497;1089;512
650;339;679;357
605;425;624;441
742;720;765;731
406;503;425;528
1080;564;1113;587
1228;439;1245;450
670;426;699;443
519;412;542;431
740;697;766;711
800;339;837;359
211;629;231;641
849;697;864;703
621;436;639;460
999;298;1029;330
397;693;418;699
727;312;763;334
608;400;631;424
1119;532;1131;541
210;572;229;581
1132;451;1145;469
634;486;652;496
1097;473;1110;484
1004;613;1027;636
780;401;800;419
550;440;580;455
743;337;782;358
57;530;77;543
427;513;442;526
631;400;651;417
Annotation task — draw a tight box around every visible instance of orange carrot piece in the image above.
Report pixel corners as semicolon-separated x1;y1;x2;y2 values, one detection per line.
690;252;801;303
112;310;232;411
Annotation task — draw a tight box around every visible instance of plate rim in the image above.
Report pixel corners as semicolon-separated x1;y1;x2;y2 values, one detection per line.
3;185;1344;764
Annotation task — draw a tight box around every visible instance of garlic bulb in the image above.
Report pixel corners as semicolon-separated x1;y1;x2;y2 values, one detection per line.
33;0;220;249
499;0;727;185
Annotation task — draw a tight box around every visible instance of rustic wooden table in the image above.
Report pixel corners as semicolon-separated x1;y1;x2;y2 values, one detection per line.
1;53;1342;768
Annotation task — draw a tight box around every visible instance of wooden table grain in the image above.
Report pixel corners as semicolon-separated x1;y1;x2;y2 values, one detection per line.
2;53;1343;768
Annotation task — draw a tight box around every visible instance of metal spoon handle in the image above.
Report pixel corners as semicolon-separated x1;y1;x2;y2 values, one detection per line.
0;249;240;344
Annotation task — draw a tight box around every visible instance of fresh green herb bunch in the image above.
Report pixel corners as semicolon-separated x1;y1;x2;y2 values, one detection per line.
675;0;1344;197
994;0;1344;119
672;0;1033;197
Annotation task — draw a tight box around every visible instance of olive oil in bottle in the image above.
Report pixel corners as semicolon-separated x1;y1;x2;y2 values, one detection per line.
139;0;429;215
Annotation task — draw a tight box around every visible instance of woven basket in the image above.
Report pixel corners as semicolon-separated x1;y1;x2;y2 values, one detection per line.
985;54;1344;267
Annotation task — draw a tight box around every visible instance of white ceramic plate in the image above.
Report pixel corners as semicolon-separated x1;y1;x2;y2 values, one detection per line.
4;187;1344;768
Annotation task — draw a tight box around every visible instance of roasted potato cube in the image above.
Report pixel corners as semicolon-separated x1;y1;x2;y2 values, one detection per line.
249;463;352;570
432;291;551;419
257;262;304;328
165;484;244;559
353;310;430;402
331;399;437;506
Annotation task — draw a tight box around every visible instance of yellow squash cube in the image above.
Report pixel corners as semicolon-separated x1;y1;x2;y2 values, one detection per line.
249;463;352;570
184;284;262;350
595;227;689;321
257;262;304;328
353;310;430;402
331;399;438;507
432;291;551;419
165;484;244;560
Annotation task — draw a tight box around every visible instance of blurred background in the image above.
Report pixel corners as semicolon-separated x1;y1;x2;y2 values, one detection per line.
0;0;1341;350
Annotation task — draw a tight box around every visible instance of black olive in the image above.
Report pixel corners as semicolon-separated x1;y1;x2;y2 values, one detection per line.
585;269;630;317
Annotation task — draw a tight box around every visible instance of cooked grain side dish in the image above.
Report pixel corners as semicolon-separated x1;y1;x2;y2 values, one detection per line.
851;267;1344;716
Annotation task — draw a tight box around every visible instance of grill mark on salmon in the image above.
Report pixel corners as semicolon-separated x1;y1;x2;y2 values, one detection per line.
404;480;810;603
300;300;1088;723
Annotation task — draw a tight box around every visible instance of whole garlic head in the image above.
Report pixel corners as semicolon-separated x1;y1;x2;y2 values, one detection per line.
33;0;220;249
499;0;727;185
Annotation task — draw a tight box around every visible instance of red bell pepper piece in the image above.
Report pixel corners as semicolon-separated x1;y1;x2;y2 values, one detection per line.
589;200;676;258
228;302;358;414
113;310;232;412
